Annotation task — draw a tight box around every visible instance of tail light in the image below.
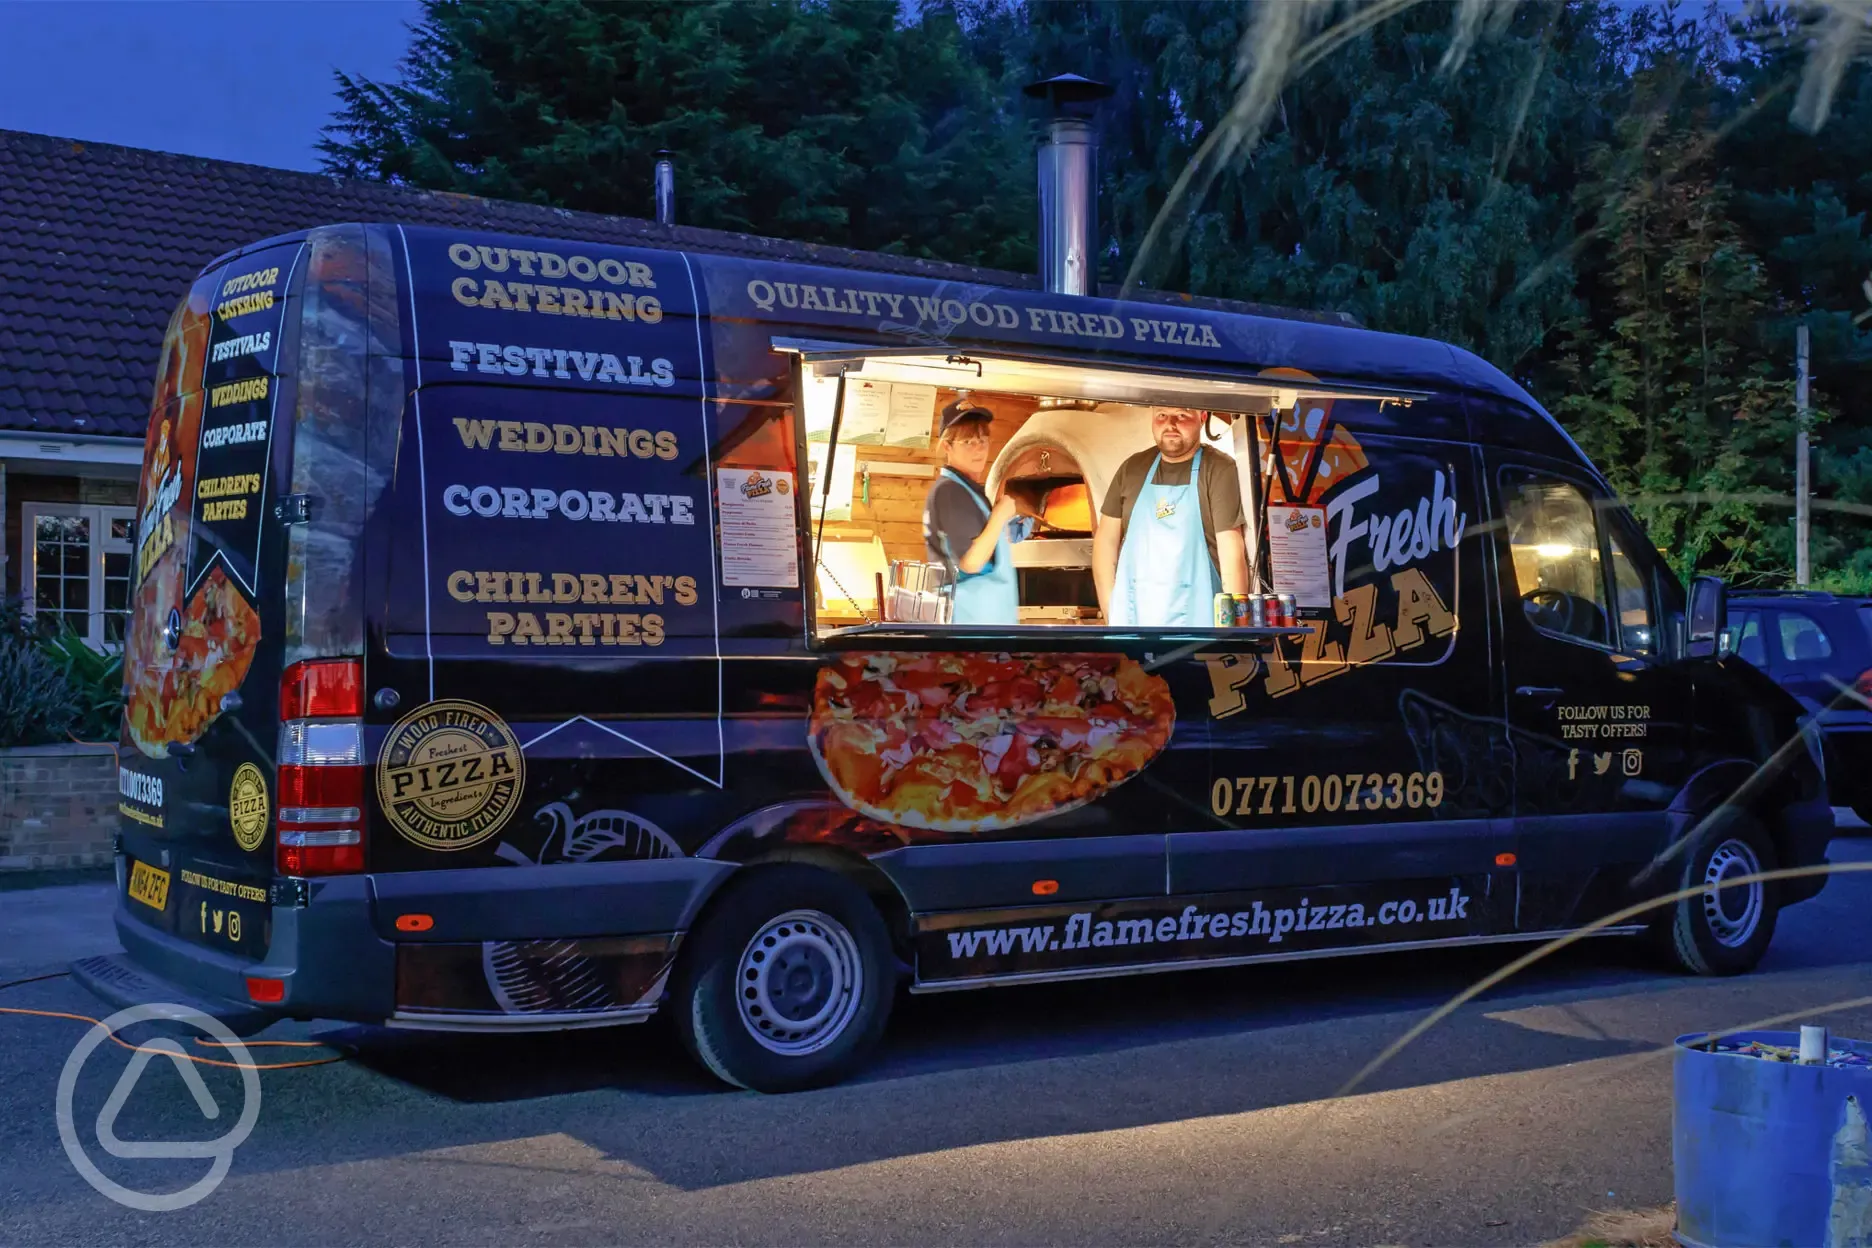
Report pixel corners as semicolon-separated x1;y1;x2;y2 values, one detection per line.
277;658;366;876
1854;669;1872;702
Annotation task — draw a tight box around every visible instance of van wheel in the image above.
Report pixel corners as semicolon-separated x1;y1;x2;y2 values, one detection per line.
1657;814;1779;976
674;865;895;1093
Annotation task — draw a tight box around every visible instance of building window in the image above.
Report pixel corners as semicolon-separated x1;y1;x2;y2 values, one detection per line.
21;503;135;648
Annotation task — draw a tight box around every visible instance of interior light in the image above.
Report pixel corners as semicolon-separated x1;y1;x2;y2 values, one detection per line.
1534;543;1576;559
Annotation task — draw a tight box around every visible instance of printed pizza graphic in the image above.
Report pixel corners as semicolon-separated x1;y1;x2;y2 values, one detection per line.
809;652;1175;832
1258;407;1369;505
126;565;260;755
123;295;263;757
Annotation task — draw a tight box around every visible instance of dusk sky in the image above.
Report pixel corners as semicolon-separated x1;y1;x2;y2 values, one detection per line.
0;0;421;171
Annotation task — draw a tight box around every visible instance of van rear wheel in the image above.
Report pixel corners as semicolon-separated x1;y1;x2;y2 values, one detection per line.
1656;813;1779;976
674;865;895;1092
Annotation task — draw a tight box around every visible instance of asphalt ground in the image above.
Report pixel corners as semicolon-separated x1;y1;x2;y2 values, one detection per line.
2;826;1869;1247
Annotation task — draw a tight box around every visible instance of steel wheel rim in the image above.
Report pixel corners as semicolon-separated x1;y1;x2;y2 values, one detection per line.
1702;838;1764;948
735;909;863;1056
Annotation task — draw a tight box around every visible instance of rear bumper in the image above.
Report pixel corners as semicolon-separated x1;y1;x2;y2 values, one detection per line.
87;871;394;1030
79;856;734;1031
69;952;274;1036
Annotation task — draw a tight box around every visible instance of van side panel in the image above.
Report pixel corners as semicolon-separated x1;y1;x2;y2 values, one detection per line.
1168;418;1511;901
366;228;729;882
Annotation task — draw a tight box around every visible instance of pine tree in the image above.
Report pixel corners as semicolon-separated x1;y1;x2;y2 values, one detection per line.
1556;65;1801;585
320;0;1038;269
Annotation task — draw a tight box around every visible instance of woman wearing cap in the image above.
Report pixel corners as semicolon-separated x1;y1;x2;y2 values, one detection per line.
922;401;1032;625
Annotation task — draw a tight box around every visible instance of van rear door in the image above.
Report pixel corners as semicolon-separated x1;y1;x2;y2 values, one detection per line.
117;237;309;961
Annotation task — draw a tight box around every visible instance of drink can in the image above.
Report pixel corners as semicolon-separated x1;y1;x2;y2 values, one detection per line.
1248;594;1269;628
1213;592;1236;629
1277;593;1298;627
1232;595;1252;627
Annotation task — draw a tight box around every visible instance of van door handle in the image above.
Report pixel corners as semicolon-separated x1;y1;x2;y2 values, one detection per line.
1514;685;1564;707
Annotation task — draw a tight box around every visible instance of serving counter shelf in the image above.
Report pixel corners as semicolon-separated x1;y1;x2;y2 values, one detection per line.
819;621;1315;652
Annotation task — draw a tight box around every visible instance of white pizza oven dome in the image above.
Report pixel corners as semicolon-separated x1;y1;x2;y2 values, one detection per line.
986;402;1237;513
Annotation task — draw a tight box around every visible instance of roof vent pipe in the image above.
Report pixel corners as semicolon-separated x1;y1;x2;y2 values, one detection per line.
1022;73;1114;297
653;149;676;225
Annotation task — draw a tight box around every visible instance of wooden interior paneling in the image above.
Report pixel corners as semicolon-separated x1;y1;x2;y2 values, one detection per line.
813;387;1041;623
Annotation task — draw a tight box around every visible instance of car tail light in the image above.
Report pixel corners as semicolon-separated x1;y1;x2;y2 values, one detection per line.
1854;669;1872;702
277;658;366;876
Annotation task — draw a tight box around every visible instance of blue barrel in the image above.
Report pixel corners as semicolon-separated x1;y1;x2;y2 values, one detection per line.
1674;1030;1872;1248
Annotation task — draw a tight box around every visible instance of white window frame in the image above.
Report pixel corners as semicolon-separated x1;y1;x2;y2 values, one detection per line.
20;502;135;650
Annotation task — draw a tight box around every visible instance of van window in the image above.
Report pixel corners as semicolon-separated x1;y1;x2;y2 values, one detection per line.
1607;527;1655;655
1501;476;1611;646
1778;611;1833;664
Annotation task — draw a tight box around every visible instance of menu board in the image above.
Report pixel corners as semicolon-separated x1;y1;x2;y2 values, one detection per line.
1268;503;1331;608
718;468;801;588
187;244;302;595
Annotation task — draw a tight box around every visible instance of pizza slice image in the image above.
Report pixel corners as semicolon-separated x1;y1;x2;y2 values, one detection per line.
1307;426;1370;503
808;652;1175;833
1257;402;1330;505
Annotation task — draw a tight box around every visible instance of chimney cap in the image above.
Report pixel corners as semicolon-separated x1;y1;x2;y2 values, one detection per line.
1022;72;1113;118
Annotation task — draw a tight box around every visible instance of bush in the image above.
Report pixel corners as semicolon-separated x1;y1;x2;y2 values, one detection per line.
0;634;83;747
38;628;125;742
0;598;124;748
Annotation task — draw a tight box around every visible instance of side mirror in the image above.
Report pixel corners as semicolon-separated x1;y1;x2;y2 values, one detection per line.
1688;575;1727;657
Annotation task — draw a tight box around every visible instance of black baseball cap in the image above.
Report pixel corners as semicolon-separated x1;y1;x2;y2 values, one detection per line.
939;400;994;436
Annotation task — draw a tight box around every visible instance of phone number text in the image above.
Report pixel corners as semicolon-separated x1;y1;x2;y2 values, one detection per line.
1210;771;1446;818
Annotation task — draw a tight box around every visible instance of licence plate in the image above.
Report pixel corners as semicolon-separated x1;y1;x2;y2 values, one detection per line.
128;861;170;912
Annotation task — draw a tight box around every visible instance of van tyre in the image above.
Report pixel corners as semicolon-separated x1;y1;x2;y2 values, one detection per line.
1657;813;1779;976
674;865;895;1093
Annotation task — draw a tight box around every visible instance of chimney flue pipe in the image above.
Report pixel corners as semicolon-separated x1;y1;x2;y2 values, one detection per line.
654;149;676;225
1022;73;1114;297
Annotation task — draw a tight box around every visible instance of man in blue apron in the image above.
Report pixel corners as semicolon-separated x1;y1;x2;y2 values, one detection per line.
923;401;1033;624
1092;407;1251;626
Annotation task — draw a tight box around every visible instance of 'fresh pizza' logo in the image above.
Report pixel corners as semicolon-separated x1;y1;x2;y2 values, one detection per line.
740;471;773;499
376;700;525;851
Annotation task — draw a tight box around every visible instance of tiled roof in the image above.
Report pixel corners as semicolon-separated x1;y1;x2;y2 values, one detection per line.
0;127;1349;439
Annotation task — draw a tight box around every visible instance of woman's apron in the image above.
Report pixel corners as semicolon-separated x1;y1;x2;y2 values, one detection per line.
941;468;1020;625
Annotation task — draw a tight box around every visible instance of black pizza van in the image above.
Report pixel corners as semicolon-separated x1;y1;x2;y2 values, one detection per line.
76;221;1834;1092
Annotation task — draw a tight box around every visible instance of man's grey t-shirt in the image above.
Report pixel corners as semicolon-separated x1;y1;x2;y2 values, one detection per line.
1099;447;1246;571
924;472;993;569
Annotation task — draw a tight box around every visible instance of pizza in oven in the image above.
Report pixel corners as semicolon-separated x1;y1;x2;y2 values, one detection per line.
809;652;1175;832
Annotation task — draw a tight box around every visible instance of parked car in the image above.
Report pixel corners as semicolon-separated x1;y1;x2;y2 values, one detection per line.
1725;590;1872;825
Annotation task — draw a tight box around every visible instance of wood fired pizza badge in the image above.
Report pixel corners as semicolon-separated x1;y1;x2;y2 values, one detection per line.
376;700;526;851
809;652;1175;833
